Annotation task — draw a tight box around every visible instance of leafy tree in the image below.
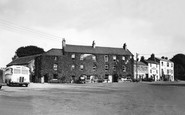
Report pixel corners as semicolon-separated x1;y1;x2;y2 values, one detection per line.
14;45;45;58
171;54;185;80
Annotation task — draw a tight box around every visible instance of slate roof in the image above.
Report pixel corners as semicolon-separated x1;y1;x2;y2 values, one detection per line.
7;54;41;66
155;57;173;63
64;44;133;55
134;61;147;66
145;60;159;64
43;48;63;56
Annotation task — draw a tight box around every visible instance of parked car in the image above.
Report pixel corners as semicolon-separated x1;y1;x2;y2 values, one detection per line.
0;69;6;89
121;77;132;82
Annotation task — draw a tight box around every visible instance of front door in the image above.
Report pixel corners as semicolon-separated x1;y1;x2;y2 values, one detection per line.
113;74;118;82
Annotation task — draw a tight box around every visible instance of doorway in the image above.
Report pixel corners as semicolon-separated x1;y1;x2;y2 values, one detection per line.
113;74;118;82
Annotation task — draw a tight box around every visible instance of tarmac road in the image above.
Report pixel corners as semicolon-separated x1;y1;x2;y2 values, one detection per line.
0;82;185;115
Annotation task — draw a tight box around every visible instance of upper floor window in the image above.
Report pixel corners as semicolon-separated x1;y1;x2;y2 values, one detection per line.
80;55;84;60
14;69;21;74
54;56;58;61
92;55;96;61
113;65;116;71
71;54;75;59
53;64;58;71
167;69;169;74
113;55;116;61
93;64;97;71
167;62;169;67
104;55;108;62
171;63;173;68
122;65;126;72
80;65;84;71
71;65;75;70
161;62;163;66
105;65;109;71
122;56;125;61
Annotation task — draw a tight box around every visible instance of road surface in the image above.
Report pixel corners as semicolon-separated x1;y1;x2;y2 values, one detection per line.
0;82;185;115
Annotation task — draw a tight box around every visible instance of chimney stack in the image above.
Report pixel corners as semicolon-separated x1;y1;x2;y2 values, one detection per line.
62;38;66;55
92;40;96;48
123;43;127;50
62;38;66;48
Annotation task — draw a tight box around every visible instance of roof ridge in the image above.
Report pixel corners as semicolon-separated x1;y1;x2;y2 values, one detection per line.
66;44;125;49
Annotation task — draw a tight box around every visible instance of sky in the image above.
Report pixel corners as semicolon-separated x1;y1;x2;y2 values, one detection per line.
0;0;185;67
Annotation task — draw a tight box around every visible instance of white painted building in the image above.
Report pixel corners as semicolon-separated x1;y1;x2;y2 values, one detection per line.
145;60;160;81
134;61;148;80
156;58;174;81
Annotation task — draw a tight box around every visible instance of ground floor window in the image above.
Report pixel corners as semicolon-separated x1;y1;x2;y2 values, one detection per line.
53;74;58;79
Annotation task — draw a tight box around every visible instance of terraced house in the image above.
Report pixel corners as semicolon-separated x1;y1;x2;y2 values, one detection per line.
34;39;134;83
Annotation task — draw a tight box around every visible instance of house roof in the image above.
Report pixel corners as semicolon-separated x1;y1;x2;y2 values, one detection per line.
155;57;173;63
134;61;147;66
145;60;159;64
64;44;133;55
43;48;63;56
7;54;40;67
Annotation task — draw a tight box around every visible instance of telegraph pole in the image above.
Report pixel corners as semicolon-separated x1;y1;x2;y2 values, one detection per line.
136;53;139;80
